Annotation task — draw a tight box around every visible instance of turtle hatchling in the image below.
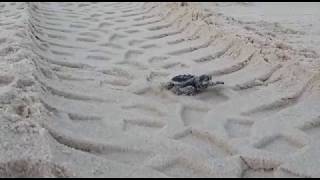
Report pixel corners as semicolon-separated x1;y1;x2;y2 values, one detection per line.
164;74;224;96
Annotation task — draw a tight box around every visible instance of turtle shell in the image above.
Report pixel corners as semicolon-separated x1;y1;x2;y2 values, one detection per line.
171;74;194;82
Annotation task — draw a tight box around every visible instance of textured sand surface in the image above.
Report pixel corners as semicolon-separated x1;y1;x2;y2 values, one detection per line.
0;2;320;178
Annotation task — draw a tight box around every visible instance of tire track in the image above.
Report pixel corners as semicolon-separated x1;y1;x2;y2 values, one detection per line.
17;2;320;178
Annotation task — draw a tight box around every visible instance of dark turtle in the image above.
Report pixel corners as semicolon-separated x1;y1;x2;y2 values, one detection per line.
165;74;224;96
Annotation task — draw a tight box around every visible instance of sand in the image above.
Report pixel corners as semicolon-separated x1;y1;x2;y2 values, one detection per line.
0;2;320;178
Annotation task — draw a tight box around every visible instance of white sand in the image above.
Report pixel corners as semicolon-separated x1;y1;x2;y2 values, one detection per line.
0;2;320;178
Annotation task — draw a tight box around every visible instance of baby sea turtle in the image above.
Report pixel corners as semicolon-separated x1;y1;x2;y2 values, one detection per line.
165;74;224;96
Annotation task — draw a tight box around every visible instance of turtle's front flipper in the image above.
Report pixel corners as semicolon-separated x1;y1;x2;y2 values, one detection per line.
215;81;224;85
209;81;224;87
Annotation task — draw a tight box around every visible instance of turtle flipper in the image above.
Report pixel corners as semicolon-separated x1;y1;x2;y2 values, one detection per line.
214;81;224;85
173;86;196;96
208;81;224;87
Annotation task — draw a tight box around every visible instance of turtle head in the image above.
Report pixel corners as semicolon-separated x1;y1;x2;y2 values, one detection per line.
199;74;212;82
165;82;175;90
198;75;212;88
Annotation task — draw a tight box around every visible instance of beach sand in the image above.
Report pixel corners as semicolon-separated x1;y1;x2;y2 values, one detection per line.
0;2;320;177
